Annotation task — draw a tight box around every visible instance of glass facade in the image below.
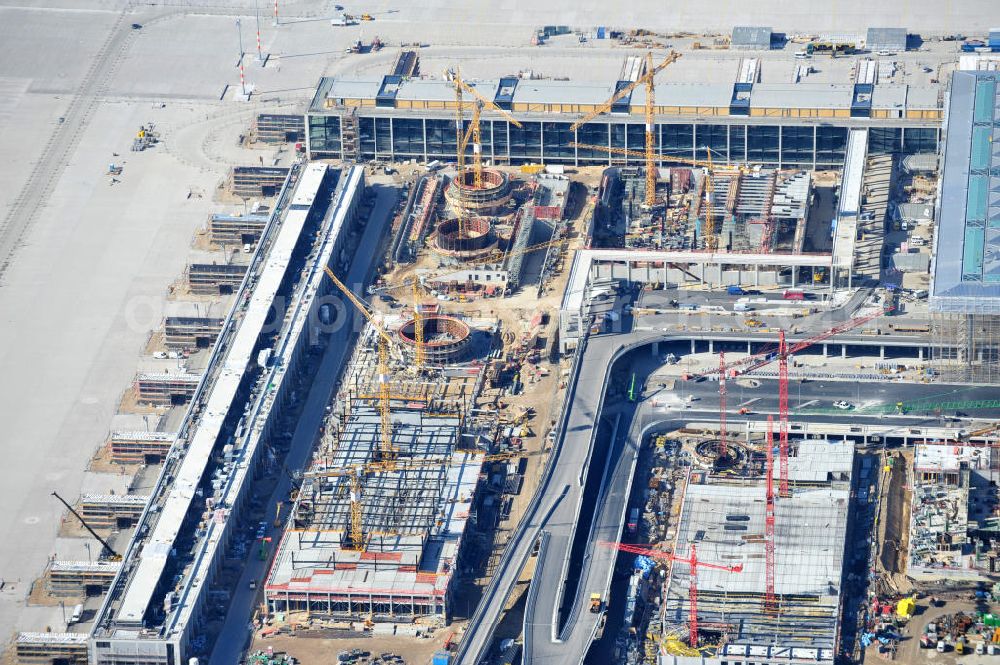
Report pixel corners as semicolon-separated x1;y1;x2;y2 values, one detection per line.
869;127;903;155
308;116;341;154
308;113;938;167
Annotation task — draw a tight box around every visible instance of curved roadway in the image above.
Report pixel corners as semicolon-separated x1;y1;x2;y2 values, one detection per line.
457;327;997;665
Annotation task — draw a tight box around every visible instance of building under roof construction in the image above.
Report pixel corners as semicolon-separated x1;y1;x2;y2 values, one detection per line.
265;409;484;621
660;439;854;665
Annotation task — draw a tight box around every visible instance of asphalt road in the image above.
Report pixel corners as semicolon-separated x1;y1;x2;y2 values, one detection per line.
648;367;1000;421
208;184;397;665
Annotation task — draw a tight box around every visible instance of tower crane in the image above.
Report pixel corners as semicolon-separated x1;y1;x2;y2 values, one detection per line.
411;281;425;370
599;540;742;646
449;70;523;240
683;306;893;383
305;450;522;551
306;457;452;551
718;352;728;460
683;306;893;493
452;75;523;190
323;266;398;463
567;142;741;249
763;415;777;613
568;51;682;207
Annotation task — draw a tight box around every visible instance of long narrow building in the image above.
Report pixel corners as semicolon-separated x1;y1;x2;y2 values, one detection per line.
89;163;370;665
306;75;942;167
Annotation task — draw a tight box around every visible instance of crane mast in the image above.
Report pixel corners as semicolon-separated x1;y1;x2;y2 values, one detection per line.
598;540;742;646
778;331;790;497
764;416;777;613
568;51;681;208
718;351;728;460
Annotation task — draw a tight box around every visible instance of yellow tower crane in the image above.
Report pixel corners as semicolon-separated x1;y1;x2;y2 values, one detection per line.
306;451;517;551
566;142;743;250
411;280;425;369
568;51;682;208
323;266;397;463
453;75;523;189
449;70;523;239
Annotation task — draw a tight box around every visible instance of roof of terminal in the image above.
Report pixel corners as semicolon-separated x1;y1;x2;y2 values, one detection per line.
310;75;941;116
931;71;1000;311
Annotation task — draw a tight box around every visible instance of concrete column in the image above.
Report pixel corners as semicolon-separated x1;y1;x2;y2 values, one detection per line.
919;347;924;361
422;118;428;162
709;339;714;353
880;345;885;360
747;340;752;354
842;344;847;358
653;341;660;356
822;343;828;358
691;339;697;354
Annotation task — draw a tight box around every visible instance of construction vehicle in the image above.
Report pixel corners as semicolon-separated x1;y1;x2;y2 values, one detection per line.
132;124;159;152
568;51;682;207
51;492;121;561
589;593;603;613
360;13;374;20
805;41;855;55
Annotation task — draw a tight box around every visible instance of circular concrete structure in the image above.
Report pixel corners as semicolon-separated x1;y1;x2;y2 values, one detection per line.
695;439;750;470
397;315;473;364
433;217;498;260
445;168;513;214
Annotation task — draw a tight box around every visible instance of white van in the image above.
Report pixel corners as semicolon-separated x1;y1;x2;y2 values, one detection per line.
70;603;84;624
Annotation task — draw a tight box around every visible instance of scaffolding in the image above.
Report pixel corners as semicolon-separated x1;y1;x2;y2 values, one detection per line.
268;410;482;621
49;561;121;597
931;311;1000;384
79;494;149;530
108;430;176;464
15;633;89;665
187;263;247;295
164;316;225;351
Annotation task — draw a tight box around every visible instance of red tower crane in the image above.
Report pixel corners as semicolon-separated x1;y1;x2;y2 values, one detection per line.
682;306;893;383
718;351;728;460
764;415;777;613
778;331;790;497
599;540;743;646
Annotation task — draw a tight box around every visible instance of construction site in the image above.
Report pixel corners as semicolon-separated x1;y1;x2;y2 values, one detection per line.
8;3;1000;665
